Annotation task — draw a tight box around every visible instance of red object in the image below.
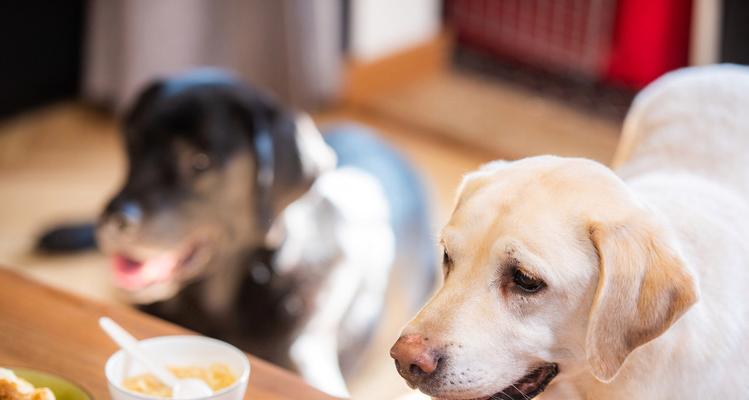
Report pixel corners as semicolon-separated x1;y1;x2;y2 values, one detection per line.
446;0;693;88
447;0;617;78
605;0;693;88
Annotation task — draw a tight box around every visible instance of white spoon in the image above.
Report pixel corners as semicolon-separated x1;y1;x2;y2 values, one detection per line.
99;317;213;399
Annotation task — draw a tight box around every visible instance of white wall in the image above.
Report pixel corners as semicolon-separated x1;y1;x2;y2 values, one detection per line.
349;0;441;62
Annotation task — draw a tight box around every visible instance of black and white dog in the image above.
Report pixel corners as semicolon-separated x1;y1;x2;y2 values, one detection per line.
93;70;436;396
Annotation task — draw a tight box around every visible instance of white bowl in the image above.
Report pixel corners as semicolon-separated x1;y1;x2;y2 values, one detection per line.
105;336;250;400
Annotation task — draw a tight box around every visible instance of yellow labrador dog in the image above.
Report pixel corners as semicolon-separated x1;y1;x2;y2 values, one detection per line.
391;64;749;399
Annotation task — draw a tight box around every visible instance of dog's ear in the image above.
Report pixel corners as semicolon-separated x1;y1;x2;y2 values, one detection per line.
231;88;335;230
586;213;698;382
266;111;335;218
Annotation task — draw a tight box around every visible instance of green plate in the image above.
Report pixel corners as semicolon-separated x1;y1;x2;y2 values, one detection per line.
12;369;92;400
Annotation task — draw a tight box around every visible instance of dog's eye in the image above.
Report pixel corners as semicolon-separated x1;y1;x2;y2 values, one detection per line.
442;248;453;276
512;268;545;293
191;152;211;173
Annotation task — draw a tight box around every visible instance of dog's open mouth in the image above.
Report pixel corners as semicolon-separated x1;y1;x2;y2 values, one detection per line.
487;363;559;400
112;241;207;291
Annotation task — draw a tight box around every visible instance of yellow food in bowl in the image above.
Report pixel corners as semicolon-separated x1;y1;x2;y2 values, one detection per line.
0;368;55;400
122;364;236;398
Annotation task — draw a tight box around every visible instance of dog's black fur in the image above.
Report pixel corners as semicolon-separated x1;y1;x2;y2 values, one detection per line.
141;247;315;368
109;74;309;234
86;70;436;379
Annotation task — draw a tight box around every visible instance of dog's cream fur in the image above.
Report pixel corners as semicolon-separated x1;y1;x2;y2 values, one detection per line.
398;65;749;399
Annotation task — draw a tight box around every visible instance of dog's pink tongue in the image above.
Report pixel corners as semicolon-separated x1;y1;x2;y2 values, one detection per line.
112;253;178;290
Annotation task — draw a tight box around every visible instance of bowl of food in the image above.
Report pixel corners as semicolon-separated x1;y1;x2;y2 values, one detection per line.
1;367;92;400
105;336;250;400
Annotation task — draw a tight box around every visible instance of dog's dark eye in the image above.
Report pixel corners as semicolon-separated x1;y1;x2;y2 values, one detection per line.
512;268;545;293
191;152;211;173
442;248;453;276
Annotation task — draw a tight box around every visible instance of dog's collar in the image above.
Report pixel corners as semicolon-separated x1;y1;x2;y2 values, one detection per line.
254;114;335;237
254;124;275;232
254;128;275;190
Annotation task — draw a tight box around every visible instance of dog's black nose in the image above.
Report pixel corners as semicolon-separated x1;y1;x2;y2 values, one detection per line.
390;334;443;385
104;199;143;233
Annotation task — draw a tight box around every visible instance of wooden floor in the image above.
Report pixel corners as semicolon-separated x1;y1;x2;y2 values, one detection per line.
0;104;124;301
0;70;622;399
354;69;620;163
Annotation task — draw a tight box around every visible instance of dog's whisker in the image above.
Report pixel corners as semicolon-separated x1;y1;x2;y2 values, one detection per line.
493;390;512;400
510;383;531;400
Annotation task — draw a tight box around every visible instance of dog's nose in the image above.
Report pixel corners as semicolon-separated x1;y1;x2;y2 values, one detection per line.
103;199;142;234
390;334;441;384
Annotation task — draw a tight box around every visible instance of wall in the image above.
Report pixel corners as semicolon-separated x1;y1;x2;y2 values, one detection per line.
349;0;441;61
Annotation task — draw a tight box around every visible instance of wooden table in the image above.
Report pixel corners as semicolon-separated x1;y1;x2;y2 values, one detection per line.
0;269;336;400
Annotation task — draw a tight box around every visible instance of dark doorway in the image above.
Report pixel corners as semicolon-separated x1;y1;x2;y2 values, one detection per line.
0;1;85;119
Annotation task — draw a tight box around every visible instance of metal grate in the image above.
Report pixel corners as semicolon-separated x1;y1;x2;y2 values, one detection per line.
448;0;618;79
